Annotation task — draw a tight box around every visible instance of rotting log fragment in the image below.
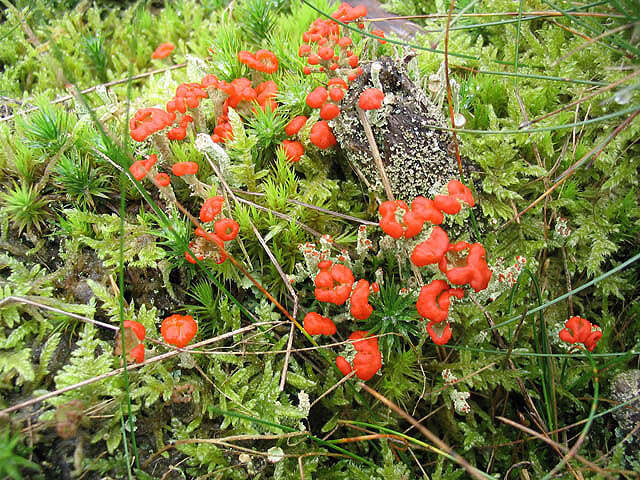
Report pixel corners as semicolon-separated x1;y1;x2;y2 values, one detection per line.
333;56;461;201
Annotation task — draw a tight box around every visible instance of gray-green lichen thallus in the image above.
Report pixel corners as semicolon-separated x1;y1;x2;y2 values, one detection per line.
332;56;460;202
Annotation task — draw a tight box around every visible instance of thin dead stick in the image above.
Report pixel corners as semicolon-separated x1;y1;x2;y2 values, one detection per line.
34;134;74;193
496;416;614;478
298;456;305;480
0;321;280;416
443;0;464;177
0;296;118;331
403;405;446;434
408;447;430;478
519;68;640;128
232;195;322;237
235;190;379;226
552;22;637;67
310;371;356;408
502;109;640;229
143;432;309;469
0;63;187;123
357;107;394;201
368;11;623;21
359;383;490;480
202;152;299;391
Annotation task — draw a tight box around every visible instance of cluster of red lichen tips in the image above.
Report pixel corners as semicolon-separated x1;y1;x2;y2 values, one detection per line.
379;180;492;346
281;2;388;155
183;195;240;265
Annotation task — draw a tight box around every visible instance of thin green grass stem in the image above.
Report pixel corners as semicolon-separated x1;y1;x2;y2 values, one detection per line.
491;251;640;330
427;104;639;134
208;407;376;467
119;59;140;470
341;421;499;480
543;0;640;56
119;403;134;480
541;351;599;479
519;267;556;433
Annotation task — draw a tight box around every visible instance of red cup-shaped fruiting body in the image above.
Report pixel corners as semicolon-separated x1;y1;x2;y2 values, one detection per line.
184;241;203;264
129;161;148;181
426;321;452;345
411;196;444;225
434;180;475;215
306;86;328;109
309;121;337;149
152;42;175;59
123;320;146;341
320;103;340;120
443;243;492;292
130;108;175;142
155;173;171;187
214;218;239;241
285;116;308;136
200;196;225;223
349;330;379;352
416;280;464;323
359;88;384;110
172;161;199;176
195;227;227;264
303;312;337;336
371;29;387;44
378;200;408;239
129;343;145;363
559;316;602;352
314;260;354;305
352;349;382;380
336;356;353;376
161;314;198;348
411;227;450;267
350;279;373;320
282;140;305;162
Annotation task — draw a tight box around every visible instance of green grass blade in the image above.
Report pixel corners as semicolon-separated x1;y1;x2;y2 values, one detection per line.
492;251;640;330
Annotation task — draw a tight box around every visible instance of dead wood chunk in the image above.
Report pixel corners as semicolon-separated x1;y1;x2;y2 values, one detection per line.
332;56;460;201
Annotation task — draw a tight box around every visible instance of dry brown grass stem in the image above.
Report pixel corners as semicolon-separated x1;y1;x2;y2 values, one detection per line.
520;68;640;129
357;107;394;201
202;151;299;391
359;382;489;480
0;295;119;331
502;108;640;229
0;321;282;416
234;190;379;226
310;370;356;409
552;22;637;67
496;416;618;478
0;63;187;123
233;195;322;237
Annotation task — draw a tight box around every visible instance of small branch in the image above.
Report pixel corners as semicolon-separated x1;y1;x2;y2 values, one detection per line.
0;321;279;416
357;107;394;201
1;63;187;124
496;416;612;478
0;296;118;331
359;383;489;480
310;371;356;409
203;152;300;391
